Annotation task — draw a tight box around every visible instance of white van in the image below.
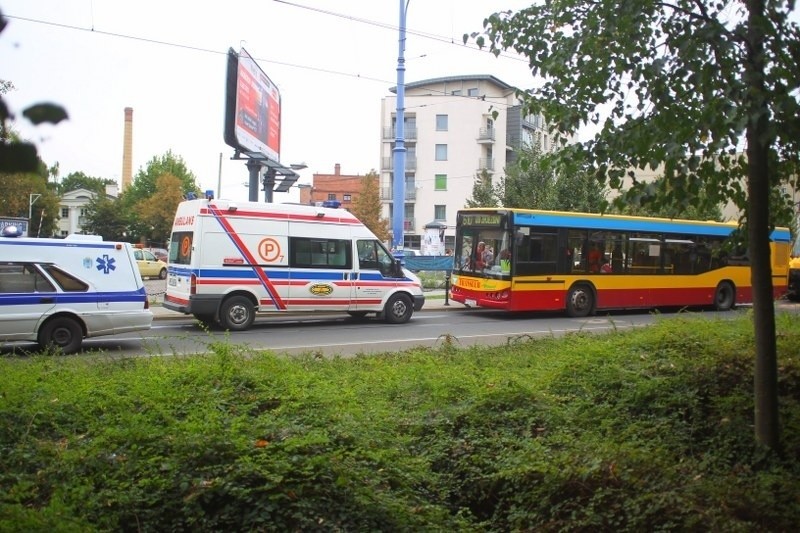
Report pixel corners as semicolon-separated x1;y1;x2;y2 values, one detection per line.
0;229;153;353
163;198;425;330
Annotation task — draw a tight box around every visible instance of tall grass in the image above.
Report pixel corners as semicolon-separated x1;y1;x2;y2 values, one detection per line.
1;312;799;531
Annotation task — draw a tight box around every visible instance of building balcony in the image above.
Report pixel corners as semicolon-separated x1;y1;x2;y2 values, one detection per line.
477;127;495;143
478;158;495;171
381;187;417;201
382;127;417;141
380;156;417;171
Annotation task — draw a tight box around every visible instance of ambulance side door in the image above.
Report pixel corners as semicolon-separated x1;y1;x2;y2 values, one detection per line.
0;263;57;339
287;235;355;311
354;239;395;311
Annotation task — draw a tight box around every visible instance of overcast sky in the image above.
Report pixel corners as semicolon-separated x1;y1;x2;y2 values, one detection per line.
2;0;536;202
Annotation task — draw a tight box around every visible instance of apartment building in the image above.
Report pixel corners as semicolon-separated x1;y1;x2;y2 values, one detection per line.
379;74;553;250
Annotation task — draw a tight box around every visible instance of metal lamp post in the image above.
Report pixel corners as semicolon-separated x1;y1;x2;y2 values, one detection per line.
391;0;409;252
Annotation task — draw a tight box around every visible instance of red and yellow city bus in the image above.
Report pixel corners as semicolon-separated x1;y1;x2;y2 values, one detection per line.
450;208;791;317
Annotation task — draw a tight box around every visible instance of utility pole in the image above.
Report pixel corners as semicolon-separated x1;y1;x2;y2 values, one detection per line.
391;0;409;251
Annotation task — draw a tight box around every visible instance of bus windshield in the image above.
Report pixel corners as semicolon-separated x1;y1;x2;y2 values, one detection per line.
455;227;511;276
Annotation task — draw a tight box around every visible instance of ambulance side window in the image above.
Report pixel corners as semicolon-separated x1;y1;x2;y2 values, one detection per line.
170;232;192;265
357;240;394;277
290;238;352;269
41;265;89;292
0;263;56;293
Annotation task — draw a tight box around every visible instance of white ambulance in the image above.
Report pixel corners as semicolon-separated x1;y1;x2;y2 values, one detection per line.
163;197;425;330
0;228;153;353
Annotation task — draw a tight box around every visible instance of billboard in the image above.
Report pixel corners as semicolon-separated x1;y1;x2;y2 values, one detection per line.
224;47;281;162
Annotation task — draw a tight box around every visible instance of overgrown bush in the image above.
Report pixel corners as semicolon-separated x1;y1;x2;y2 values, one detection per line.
1;314;799;531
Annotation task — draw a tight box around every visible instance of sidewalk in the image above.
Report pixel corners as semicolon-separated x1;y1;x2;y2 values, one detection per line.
148;289;462;320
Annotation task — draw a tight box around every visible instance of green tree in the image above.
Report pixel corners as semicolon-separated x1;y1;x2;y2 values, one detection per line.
465;169;499;208
123;150;199;209
499;143;606;212
350;171;390;242
81;196;130;242
59;171;116;195
611;176;724;221
135;173;187;246
470;1;800;449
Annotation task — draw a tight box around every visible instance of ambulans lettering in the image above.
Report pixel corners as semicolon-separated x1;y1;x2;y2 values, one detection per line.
174;215;195;227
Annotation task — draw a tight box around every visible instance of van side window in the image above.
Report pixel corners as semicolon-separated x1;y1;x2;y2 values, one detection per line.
289;238;352;269
41;265;89;292
0;263;56;293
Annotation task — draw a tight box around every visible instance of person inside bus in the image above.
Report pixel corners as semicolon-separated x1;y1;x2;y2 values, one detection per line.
475;241;491;269
588;243;603;273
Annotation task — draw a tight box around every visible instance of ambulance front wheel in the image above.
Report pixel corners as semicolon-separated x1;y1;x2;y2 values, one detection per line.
384;294;413;324
219;295;255;331
38;316;83;354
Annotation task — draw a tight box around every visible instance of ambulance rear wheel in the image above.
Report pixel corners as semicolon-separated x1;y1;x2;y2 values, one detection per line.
384;294;413;324
219;295;255;331
38;316;83;354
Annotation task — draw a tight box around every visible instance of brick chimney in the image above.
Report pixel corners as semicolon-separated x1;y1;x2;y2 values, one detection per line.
121;107;133;191
334;163;341;175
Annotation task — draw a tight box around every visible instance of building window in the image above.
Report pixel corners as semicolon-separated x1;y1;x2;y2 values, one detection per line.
343;194;352;202
434;205;446;221
327;193;337;201
436;114;448;131
435;144;448;161
434;174;447;191
61;207;69;218
468;88;479;97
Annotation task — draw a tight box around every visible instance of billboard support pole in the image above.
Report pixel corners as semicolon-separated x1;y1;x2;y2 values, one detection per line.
263;167;277;203
246;159;261;202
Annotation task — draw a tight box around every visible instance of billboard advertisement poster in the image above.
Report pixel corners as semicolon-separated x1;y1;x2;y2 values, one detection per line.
231;48;281;162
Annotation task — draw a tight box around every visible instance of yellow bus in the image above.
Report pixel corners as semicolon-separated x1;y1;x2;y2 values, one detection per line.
450;208;790;317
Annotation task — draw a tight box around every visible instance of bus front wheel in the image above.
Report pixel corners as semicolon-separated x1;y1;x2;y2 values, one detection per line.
219;295;255;331
566;284;594;318
714;281;736;311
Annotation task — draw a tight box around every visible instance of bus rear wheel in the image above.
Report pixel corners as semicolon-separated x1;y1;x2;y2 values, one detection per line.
714;281;736;311
566;284;594;318
219;295;255;331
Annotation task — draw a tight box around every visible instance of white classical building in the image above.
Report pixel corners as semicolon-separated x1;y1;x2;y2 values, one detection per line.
379;74;557;251
55;184;119;237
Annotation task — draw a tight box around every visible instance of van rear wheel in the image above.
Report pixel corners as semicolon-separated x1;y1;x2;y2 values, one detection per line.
218;295;255;331
384;294;413;324
38;317;83;354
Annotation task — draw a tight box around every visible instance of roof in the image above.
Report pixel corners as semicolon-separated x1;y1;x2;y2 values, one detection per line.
389;74;516;94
